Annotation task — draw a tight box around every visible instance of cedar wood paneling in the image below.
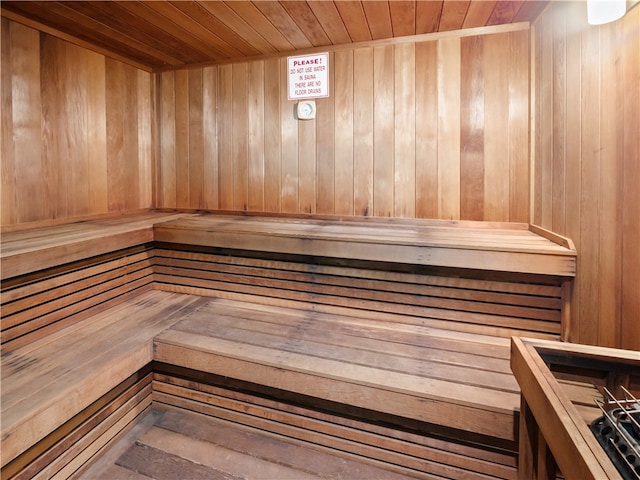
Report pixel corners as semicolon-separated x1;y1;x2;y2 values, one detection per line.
1;17;154;225
156;27;531;221
532;2;640;350
2;8;639;351
2;20;530;223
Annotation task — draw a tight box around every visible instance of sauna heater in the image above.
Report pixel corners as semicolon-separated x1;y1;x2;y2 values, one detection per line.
590;387;640;479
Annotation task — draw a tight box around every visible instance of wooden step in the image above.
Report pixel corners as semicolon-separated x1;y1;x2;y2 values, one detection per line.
153;297;520;442
80;406;456;480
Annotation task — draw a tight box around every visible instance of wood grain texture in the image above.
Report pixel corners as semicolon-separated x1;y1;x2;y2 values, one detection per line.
152;297;521;442
0;289;203;468
1;21;153;227
82;405;457;480
532;2;640;350
1;1;548;71
153;213;577;277
155;25;531;222
511;337;636;479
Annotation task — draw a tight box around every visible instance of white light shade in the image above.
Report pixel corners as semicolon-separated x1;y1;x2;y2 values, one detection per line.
587;0;627;25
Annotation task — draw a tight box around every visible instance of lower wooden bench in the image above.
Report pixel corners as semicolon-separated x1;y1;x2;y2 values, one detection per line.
154;296;520;443
0;291;207;479
2;290;525;479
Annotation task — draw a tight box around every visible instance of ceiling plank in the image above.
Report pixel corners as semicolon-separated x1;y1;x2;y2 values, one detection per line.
252;1;313;50
4;1;179;67
416;1;444;34
171;0;262;57
1;0;548;71
389;1;416;37
225;1;294;52
58;1;188;65
362;1;393;40
487;1;524;26
513;0;548;23
144;1;246;58
197;1;278;55
0;7;152;71
281;1;331;47
306;1;352;45
462;1;497;29
115;1;228;62
335;2;372;42
438;1;471;32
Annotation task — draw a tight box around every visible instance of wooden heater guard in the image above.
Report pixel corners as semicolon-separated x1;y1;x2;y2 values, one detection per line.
511;337;640;480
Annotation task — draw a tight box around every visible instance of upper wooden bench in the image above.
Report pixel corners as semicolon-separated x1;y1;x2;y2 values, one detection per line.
153;214;576;277
153;213;576;340
0;211;191;280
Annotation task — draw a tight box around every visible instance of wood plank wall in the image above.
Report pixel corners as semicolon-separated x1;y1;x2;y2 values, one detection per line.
156;26;531;222
532;2;640;351
1;18;154;227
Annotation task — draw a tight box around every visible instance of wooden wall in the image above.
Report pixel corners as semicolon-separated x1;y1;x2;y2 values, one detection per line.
157;25;531;222
532;2;640;350
4;9;638;351
1;18;154;227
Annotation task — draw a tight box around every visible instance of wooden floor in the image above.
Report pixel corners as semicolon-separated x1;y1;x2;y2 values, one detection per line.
79;406;426;480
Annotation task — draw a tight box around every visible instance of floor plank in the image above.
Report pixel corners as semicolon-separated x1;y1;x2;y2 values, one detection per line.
79;406;431;480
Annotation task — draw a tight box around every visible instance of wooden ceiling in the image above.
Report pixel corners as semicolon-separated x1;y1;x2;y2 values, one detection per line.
1;1;549;71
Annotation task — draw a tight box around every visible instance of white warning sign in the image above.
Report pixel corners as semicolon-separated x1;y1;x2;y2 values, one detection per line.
288;53;329;100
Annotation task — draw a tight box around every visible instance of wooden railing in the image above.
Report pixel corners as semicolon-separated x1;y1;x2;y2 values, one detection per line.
511;337;640;480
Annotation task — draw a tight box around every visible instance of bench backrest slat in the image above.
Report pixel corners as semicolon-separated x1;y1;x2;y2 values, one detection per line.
154;247;565;339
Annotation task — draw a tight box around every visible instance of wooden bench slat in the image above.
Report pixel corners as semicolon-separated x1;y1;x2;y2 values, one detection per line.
11;381;153;480
154;256;563;312
163;309;519;402
2;259;153;321
155;263;562;322
208;297;514;351
155;215;565;252
1;277;154;346
1;249;153;304
0;212;191;280
172;317;519;392
0;211;578;476
156;273;562;336
185;303;513;374
156;248;563;296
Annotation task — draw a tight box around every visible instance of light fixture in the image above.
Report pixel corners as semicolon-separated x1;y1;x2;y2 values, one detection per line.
587;0;627;25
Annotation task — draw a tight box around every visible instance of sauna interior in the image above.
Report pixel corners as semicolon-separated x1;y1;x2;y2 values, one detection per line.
1;1;639;479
